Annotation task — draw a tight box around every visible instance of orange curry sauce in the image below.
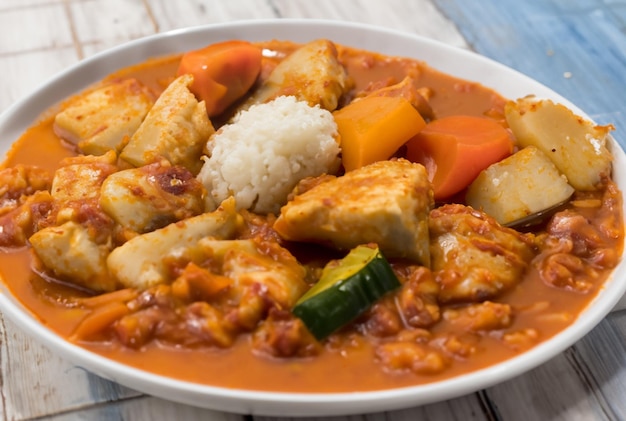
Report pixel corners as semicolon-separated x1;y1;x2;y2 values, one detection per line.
0;41;622;393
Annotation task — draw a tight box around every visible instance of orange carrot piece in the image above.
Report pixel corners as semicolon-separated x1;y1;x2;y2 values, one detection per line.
182;262;232;300
333;96;426;172
177;40;262;116
171;276;192;301
405;115;513;200
76;288;138;308
71;301;130;341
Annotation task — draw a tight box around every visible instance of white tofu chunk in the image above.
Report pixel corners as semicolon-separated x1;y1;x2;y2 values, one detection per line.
29;221;116;292
99;161;205;233
107;198;242;289
274;159;433;265
50;151;118;203
240;39;349;112
53;78;155;155
120;74;215;174
198;239;308;308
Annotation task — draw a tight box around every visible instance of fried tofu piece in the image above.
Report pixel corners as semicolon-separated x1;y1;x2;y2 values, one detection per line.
51;151;118;203
0;191;55;247
0;165;51;215
54;78;155;155
240;39;350;112
30;221;117;292
120;74;215;174
107;198;243;290
99;161;205;233
274;159;433;265
198;239;308;309
30;153;120;291
429;204;535;303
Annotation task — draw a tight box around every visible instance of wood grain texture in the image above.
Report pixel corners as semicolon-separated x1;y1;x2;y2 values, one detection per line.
481;311;626;421
38;396;245;421
0;317;141;420
433;0;626;145
270;0;468;47
0;0;624;420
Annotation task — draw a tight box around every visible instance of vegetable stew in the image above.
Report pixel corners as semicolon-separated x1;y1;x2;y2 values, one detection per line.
0;39;622;393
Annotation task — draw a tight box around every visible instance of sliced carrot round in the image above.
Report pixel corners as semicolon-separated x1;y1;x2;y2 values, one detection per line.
405;115;513;200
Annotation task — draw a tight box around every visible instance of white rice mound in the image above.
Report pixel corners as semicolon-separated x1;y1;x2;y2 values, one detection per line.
197;96;341;215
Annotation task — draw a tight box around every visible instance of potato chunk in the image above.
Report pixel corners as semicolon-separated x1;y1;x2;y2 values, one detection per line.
240;39;349;112
274;159;433;265
107;198;243;289
30;221;116;292
120;74;215;174
466;146;575;226
54;78;154;155
100;161;205;233
505;97;613;190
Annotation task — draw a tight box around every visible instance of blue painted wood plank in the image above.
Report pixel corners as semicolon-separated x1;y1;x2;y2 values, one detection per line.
433;0;626;148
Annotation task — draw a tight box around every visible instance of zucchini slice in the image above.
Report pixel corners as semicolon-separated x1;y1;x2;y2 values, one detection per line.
292;245;401;340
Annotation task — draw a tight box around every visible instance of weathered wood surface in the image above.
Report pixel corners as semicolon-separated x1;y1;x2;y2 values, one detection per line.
0;0;625;420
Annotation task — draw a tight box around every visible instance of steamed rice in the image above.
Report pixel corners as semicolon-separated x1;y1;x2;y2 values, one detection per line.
197;96;341;215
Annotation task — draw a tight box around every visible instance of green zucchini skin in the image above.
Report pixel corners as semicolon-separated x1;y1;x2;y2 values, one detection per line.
292;249;401;340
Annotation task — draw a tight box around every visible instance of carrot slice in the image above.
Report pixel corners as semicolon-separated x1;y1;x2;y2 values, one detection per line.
76;288;138;308
405;115;513;200
177;40;262;116
71;301;130;341
334;96;426;172
180;262;232;300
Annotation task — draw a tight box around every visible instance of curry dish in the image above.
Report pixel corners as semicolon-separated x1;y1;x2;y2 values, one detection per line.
0;39;623;393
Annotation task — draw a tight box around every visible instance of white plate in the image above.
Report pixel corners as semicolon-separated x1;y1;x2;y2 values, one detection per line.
0;19;624;417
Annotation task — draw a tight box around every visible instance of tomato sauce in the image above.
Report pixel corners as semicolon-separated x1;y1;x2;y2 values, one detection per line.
0;41;622;393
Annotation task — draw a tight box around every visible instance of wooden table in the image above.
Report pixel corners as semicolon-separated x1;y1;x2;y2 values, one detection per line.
1;0;625;420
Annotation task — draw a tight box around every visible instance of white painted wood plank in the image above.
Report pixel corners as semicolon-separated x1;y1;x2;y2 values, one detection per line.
0;47;79;114
0;3;73;54
0;317;141;420
271;0;468;48
0;2;75;114
147;0;279;32
40;395;245;421
69;0;158;57
0;1;65;12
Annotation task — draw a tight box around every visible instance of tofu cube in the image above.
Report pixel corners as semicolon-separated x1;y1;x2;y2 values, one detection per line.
120;74;215;174
274;159;433;265
54;78;155;155
29;221;116;292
